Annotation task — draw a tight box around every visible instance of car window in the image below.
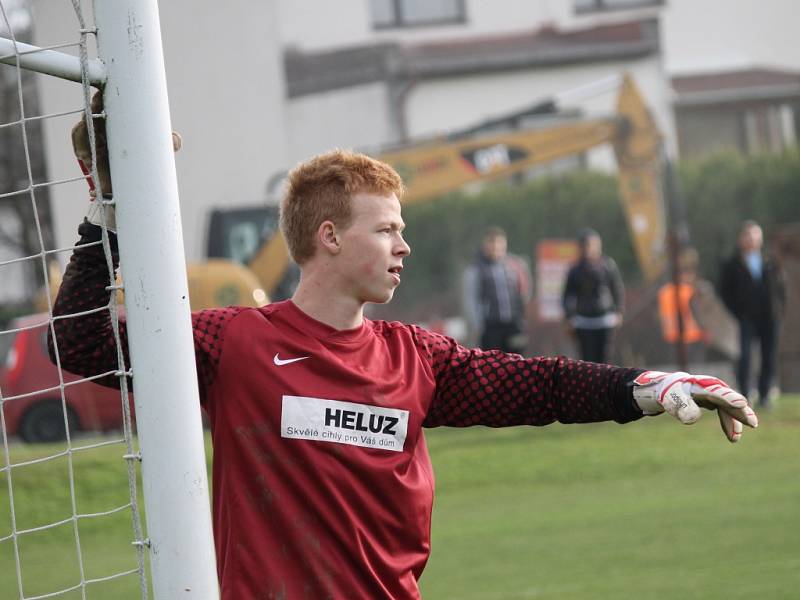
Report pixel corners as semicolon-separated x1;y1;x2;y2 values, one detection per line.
0;330;16;368
40;329;50;355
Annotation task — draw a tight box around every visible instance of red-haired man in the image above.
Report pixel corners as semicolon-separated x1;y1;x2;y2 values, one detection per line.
53;107;757;598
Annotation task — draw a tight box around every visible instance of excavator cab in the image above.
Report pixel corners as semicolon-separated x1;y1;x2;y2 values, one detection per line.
204;206;297;303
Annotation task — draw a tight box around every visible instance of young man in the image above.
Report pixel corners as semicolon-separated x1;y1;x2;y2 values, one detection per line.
562;228;624;363
463;226;532;353
52;108;757;598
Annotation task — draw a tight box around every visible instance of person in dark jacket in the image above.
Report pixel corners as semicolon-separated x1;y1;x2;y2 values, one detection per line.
562;228;624;363
463;226;532;353
720;220;786;407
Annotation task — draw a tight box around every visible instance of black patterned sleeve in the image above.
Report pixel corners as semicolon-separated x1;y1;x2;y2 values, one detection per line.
191;307;247;404
50;222;244;402
411;326;644;427
49;221;129;389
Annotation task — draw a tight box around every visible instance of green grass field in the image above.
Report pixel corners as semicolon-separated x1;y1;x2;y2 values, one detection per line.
1;397;798;599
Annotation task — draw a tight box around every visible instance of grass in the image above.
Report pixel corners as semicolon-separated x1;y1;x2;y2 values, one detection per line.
420;396;800;599
1;397;798;599
0;436;154;599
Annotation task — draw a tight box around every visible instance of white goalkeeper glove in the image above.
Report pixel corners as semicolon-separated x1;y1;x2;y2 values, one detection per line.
632;371;758;443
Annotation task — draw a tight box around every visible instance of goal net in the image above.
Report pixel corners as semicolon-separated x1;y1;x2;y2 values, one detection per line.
0;1;216;598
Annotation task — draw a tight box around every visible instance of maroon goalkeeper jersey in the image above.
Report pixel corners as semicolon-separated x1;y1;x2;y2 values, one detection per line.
51;224;643;599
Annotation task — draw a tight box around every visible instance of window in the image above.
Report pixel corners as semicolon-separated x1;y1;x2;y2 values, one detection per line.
370;0;467;29
742;104;796;155
793;103;800;144
575;0;663;13
0;331;16;368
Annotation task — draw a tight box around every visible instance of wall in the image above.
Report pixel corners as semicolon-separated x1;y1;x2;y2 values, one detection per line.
675;107;742;159
662;0;800;74
277;0;663;50
277;0;800;77
285;82;394;169
277;0;548;51
31;0;288;262
277;0;371;52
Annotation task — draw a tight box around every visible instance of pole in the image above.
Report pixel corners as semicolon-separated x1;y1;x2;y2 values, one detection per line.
92;1;218;597
0;37;105;84
663;157;688;372
668;230;688;372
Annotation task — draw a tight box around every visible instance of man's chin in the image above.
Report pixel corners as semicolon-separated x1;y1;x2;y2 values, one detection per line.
363;289;395;305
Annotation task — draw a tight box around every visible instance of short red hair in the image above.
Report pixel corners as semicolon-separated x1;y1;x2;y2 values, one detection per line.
280;149;404;264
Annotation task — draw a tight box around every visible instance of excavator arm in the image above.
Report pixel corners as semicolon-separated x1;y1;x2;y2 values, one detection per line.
612;75;666;281
380;119;619;204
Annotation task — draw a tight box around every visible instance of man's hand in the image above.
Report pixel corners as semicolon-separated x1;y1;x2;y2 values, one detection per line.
72;91;117;230
632;371;758;443
72;90;111;198
71;90;182;231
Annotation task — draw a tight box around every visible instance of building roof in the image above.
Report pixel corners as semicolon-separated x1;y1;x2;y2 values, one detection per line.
285;42;399;98
402;19;658;77
285;19;659;98
672;68;800;107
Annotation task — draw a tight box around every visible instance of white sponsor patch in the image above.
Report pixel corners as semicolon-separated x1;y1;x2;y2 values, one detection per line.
281;395;409;452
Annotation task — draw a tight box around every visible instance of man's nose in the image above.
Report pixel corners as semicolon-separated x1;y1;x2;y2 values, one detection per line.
395;235;411;256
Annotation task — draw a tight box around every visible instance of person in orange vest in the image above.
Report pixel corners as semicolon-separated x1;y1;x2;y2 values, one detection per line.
658;249;708;360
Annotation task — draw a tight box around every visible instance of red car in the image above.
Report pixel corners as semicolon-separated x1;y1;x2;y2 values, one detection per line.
0;313;131;443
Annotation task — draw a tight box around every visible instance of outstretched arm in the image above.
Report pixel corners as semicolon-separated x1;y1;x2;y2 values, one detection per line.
414;326;643;428
414;327;757;442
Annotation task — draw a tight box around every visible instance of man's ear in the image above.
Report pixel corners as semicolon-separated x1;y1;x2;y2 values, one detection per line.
318;220;341;255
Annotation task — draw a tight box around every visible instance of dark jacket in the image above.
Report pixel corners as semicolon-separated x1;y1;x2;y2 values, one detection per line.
719;253;785;322
463;251;531;329
562;257;624;319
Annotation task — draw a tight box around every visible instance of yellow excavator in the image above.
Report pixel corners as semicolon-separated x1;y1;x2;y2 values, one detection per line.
187;73;666;310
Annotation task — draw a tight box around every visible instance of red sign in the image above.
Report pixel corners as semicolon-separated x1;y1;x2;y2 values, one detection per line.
536;240;579;322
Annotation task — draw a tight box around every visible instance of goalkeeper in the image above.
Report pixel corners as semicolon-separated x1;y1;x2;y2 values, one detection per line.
52;95;758;600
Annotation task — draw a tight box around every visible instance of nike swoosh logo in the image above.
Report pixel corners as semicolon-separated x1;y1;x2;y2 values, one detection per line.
273;353;310;366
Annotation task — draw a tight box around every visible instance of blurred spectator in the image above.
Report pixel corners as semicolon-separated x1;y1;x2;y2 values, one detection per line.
720;220;786;407
658;248;708;364
562;228;624;363
463;226;531;353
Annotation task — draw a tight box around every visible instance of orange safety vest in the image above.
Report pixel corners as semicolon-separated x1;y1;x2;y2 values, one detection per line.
657;282;706;344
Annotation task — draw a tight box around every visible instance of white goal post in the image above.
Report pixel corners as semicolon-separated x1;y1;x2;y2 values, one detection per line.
92;2;218;597
1;0;218;597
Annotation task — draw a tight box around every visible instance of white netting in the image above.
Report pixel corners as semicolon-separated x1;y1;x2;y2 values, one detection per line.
0;1;148;597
